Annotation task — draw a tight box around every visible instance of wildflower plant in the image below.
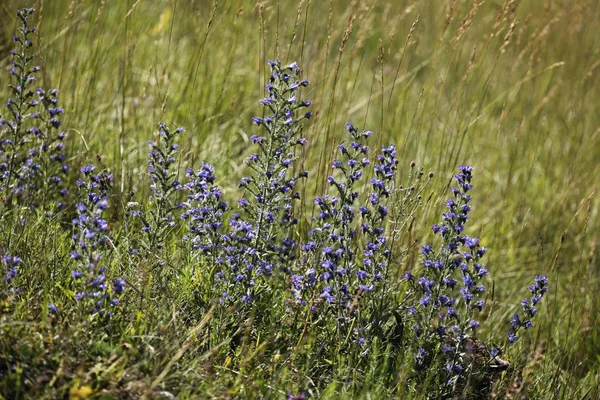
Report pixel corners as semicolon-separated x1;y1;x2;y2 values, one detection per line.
0;8;69;212
245;61;312;247
181;162;229;282
241;60;311;258
507;275;549;343
399;167;483;390
357;144;399;320
291;124;412;352
292;124;370;328
137;122;184;249
71;164;125;319
400;165;550;397
212;60;311;307
127;123;184;293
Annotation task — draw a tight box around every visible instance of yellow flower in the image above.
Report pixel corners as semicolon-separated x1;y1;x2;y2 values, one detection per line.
69;385;93;400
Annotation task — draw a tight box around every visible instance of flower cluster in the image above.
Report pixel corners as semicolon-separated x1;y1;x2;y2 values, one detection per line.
302;127;365;298
1;254;22;294
291;124;371;321
0;8;68;210
405;166;491;387
36;88;70;209
141;123;184;246
71;165;125;318
508;275;549;343
211;60;311;305
181;163;229;268
215;214;259;304
125;123;185;293
240;60;311;253
359;144;398;295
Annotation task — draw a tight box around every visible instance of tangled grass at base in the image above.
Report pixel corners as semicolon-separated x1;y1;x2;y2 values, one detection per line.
0;3;598;400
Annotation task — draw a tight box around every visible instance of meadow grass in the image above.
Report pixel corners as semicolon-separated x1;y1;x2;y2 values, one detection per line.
0;0;598;399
